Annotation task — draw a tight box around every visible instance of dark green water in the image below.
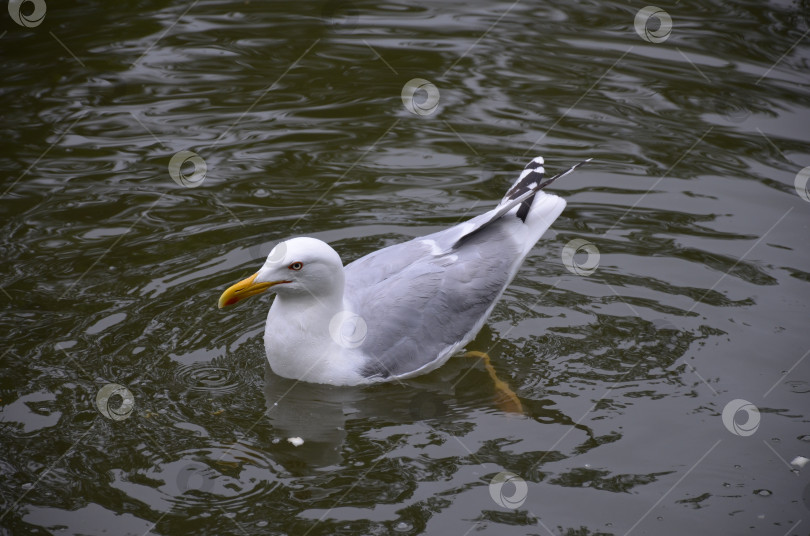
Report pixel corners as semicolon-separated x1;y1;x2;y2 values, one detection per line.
2;1;809;534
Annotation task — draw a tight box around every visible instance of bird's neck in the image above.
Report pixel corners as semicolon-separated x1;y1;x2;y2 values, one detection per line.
263;288;364;385
273;289;344;323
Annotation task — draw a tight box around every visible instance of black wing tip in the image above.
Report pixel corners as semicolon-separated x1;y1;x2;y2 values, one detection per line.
504;156;545;200
504;156;547;222
506;156;594;221
451;156;593;248
534;156;594;190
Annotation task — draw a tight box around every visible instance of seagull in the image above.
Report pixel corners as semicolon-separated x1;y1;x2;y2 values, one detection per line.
218;156;590;386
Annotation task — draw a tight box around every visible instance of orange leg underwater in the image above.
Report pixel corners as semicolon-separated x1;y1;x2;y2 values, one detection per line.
464;351;523;414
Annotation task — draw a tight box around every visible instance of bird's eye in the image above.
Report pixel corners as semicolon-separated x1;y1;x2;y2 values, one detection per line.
288;262;303;271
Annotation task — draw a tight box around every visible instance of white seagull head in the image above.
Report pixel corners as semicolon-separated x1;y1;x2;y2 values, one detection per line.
218;237;344;308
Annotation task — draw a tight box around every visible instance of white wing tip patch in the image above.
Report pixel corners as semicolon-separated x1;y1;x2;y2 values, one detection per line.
421;239;444;256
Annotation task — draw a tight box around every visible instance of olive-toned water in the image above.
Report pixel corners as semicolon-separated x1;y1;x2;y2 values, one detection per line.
1;1;809;535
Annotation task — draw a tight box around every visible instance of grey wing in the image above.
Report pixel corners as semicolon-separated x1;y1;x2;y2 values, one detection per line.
344;224;521;379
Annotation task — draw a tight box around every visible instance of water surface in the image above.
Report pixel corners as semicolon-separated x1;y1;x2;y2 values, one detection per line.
1;1;809;535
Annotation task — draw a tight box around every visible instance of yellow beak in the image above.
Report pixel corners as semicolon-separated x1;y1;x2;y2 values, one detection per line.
217;272;290;309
